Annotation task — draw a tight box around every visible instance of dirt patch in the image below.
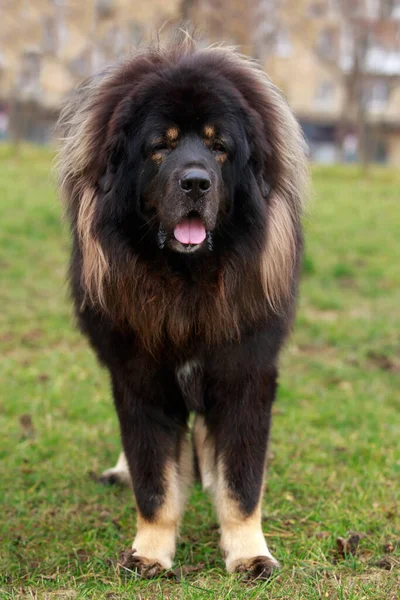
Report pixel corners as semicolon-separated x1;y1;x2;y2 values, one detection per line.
375;556;395;571
383;541;395;553
0;331;16;344
337;276;358;289
19;414;35;439
334;532;365;560
367;351;400;374
22;328;44;345
37;373;49;382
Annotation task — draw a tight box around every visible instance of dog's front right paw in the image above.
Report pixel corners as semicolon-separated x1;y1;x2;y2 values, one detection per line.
118;549;170;579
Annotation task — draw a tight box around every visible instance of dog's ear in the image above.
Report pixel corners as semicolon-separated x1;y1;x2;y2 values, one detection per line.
98;166;114;193
259;138;275;199
251;155;272;199
249;133;273;199
98;134;126;193
259;175;271;199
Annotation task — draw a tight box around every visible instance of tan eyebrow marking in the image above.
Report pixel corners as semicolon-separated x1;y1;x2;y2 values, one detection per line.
203;125;215;139
151;152;164;165
166;127;179;142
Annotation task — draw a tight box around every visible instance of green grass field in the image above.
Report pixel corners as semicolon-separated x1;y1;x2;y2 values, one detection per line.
0;145;399;599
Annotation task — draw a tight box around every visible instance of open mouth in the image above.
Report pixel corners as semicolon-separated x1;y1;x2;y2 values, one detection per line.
173;214;207;246
157;214;212;254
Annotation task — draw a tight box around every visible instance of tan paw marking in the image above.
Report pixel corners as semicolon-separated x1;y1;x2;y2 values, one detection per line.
233;555;280;581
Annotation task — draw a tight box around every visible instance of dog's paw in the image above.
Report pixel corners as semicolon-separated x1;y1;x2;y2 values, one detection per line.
232;555;280;581
97;467;131;486
97;453;131;486
125;555;164;579
118;549;169;579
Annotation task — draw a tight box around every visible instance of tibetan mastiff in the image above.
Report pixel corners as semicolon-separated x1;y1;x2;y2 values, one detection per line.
57;38;308;580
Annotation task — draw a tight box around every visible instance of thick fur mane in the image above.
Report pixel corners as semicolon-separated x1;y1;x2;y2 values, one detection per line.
56;38;308;354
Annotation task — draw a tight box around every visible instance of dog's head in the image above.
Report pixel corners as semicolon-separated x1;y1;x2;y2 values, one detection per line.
138;118;233;255
97;66;267;257
57;40;307;312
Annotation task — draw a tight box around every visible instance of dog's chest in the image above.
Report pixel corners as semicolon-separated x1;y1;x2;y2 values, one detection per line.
175;360;204;411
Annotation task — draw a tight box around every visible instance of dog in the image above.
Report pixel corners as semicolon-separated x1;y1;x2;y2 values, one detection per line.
57;36;308;580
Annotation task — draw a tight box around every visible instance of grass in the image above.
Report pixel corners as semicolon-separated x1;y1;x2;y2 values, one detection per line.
0;144;399;599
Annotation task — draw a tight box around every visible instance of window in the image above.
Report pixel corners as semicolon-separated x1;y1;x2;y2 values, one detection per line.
308;2;326;17
391;0;400;18
316;28;336;60
42;6;67;56
375;0;400;17
372;139;388;164
365;0;379;18
42;17;58;54
314;80;336;109
96;0;115;19
328;0;339;14
19;50;41;100
275;30;292;57
69;51;91;78
365;80;390;111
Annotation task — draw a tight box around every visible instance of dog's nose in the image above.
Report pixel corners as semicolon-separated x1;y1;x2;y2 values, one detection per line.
180;169;211;198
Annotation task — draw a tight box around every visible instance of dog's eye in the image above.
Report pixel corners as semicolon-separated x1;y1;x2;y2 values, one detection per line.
212;142;226;153
152;143;168;153
149;143;170;163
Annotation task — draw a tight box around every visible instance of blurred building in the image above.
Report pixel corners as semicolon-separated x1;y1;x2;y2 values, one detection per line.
190;0;400;166
1;0;400;165
0;0;181;142
263;0;400;166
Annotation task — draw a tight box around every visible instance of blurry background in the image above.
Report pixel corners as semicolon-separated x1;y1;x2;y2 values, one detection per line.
1;0;400;167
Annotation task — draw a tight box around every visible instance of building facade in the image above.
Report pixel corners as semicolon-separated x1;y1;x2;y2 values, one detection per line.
1;0;400;165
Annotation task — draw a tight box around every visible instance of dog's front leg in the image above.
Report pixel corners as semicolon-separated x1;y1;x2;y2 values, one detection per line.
110;366;192;577
205;362;280;580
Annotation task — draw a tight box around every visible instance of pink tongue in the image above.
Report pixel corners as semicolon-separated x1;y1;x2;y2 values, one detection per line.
174;217;206;245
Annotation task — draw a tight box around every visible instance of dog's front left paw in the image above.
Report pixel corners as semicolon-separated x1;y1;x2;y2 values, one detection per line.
231;555;280;581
